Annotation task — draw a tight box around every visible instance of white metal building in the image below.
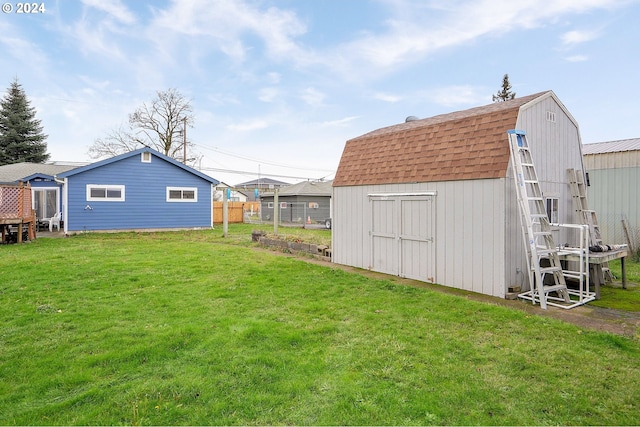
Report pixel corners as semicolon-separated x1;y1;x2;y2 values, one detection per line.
332;91;587;298
582;138;640;251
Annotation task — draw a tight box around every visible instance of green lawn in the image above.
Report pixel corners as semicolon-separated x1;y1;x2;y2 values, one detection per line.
1;227;639;425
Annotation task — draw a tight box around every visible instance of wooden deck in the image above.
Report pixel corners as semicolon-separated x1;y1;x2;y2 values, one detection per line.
0;183;36;243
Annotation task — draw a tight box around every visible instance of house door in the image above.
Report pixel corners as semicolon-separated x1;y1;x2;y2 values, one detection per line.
32;188;59;220
370;194;435;283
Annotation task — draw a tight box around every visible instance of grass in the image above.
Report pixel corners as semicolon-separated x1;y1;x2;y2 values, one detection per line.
589;258;640;311
1;226;639;425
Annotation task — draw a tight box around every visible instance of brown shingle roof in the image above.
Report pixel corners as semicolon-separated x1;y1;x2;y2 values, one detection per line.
333;91;549;187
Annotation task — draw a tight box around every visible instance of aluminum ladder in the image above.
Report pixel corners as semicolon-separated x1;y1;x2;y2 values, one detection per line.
567;168;612;281
507;130;570;309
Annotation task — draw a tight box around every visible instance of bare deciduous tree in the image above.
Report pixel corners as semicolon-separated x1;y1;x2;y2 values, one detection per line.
89;88;195;162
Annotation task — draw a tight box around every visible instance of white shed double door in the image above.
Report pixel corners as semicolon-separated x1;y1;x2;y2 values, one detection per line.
369;194;435;283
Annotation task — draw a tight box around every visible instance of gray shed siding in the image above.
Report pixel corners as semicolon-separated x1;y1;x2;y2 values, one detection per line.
333;179;508;298
584;165;640;248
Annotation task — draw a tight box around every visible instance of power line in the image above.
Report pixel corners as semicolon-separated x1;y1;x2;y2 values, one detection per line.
193;142;335;173
198;166;334;182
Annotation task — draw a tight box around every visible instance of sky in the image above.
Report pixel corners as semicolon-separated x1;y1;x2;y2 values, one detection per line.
1;0;639;186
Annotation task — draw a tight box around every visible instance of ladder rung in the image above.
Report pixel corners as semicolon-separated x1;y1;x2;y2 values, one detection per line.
542;284;568;293
533;231;553;237
536;248;558;256
539;266;563;274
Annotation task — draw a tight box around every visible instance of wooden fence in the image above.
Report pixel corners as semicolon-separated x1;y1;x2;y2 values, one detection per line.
213;201;261;224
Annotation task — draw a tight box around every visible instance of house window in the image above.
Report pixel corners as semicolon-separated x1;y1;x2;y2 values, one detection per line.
87;185;125;201
545;197;559;224
167;187;198;202
308;202;319;209
141;152;151;163
280;202;288;209
268;202;274;209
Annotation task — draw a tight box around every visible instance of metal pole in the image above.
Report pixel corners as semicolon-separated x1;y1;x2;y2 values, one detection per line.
273;188;279;235
223;189;228;237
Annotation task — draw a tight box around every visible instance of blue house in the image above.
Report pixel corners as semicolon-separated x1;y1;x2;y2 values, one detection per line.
56;147;219;233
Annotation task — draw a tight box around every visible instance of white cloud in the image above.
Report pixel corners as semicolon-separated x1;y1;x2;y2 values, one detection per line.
321;116;361;127
565;54;589;62
561;29;599;46
81;0;136;25
259;87;280;103
373;92;402;103
427;85;488;107
320;0;627;79
227;119;270;132
300;87;325;107
148;0;308;64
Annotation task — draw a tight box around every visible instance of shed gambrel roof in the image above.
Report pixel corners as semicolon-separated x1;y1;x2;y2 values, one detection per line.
582;138;640;155
333;91;551;187
57;147;219;184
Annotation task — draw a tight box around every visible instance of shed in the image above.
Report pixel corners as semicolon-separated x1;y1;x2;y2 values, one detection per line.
56;147;219;233
582;138;640;250
332;91;586;298
261;180;332;226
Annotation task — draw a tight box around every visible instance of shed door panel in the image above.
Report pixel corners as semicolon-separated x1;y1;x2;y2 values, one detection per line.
371;199;398;276
370;195;435;282
400;198;434;282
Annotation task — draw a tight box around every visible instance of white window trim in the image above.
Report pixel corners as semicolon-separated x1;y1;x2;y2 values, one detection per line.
166;186;198;202
141;152;152;163
86;184;125;202
545;196;559;224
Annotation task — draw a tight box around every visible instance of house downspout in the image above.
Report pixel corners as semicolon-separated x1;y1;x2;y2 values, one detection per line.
54;176;68;234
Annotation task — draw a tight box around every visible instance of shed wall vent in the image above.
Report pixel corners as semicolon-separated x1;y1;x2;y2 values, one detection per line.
546;111;556;123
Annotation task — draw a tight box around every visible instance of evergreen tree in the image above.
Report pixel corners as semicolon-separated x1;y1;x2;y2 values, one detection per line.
492;74;516;102
0;78;49;165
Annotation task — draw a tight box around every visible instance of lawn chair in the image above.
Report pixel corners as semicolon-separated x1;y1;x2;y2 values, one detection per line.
49;212;61;232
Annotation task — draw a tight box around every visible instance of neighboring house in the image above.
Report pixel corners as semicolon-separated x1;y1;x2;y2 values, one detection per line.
235;177;290;201
261;180;332;225
56;147;219;233
214;182;249;202
0;162;83;223
332;91;587;299
582;138;640;250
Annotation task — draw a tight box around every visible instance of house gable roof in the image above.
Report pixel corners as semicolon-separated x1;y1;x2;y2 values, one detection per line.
277;180;333;197
333;91;550;187
0;162;80;184
57;147;219;184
